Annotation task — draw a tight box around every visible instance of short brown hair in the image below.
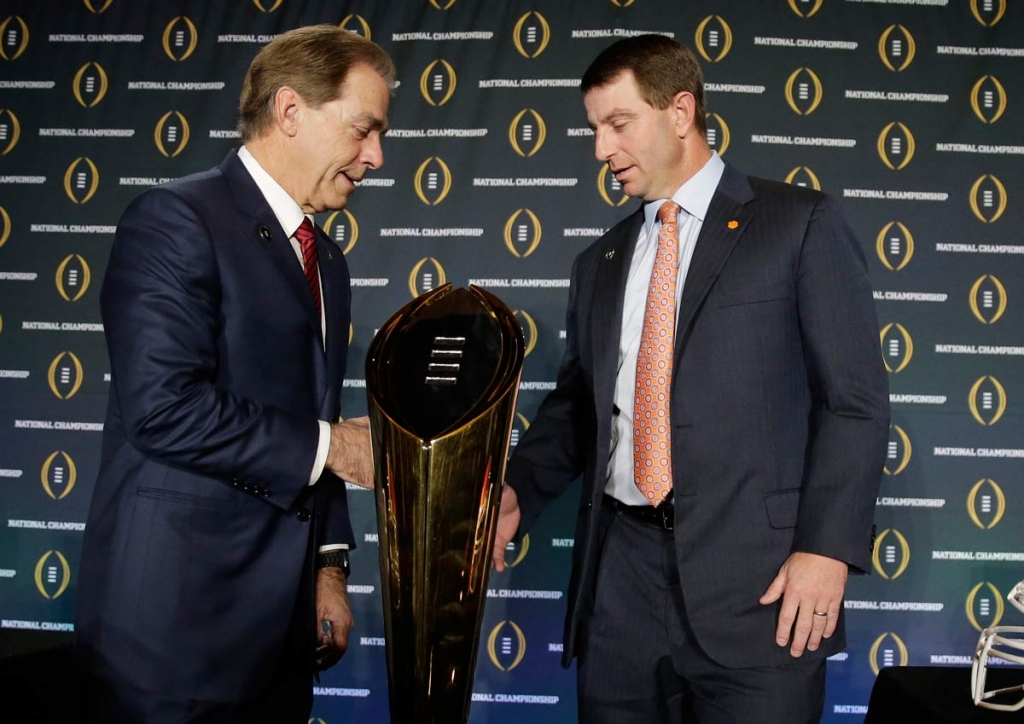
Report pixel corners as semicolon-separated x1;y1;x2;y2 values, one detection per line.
581;34;707;136
238;25;396;141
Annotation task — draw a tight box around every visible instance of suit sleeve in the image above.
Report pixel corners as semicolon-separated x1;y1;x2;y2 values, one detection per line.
506;254;591;534
101;187;318;510
792;194;890;573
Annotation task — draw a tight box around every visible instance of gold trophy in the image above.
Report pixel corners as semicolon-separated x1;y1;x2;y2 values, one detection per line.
366;283;525;723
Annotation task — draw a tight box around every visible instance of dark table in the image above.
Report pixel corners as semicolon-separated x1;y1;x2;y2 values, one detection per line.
865;666;1024;723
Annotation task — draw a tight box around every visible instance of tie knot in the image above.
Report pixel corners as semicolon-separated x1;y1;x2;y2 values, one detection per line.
295;217;315;246
658;201;680;227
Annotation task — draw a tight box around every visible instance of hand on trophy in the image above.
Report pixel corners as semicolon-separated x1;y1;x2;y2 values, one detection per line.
315;566;353;671
326;417;374;488
492;485;522;572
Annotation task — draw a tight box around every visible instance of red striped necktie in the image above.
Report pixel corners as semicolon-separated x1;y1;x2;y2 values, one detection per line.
295;217;321;318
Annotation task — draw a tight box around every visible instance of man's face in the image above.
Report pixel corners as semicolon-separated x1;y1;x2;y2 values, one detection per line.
293;64;390;214
584;70;686;202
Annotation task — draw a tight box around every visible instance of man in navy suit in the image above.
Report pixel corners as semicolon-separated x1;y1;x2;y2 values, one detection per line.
75;26;393;723
494;35;889;724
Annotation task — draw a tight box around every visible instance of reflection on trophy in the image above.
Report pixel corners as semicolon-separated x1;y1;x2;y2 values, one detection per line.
366;283;525;723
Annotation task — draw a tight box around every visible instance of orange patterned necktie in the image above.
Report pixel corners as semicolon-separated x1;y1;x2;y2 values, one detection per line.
295;217;322;318
633;201;681;507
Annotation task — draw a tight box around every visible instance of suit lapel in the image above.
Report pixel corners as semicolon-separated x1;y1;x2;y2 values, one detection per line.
673;165;755;369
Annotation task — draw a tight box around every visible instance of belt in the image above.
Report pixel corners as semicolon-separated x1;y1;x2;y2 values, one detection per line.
603;494;674;531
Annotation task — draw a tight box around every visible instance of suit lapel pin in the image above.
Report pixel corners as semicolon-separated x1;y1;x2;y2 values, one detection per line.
259;226;272;241
605;249;616;259
727;220;739;230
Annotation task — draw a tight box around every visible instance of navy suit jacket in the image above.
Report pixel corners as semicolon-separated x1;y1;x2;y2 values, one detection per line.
75;150;354;701
507;163;890;669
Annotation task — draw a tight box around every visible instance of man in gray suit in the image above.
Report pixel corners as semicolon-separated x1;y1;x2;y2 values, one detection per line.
494;35;889;724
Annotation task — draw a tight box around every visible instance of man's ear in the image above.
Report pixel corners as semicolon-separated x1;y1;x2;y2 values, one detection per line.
673;91;697;139
273;86;303;137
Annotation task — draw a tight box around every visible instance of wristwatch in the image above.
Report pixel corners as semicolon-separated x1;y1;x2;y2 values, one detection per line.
317;549;350;578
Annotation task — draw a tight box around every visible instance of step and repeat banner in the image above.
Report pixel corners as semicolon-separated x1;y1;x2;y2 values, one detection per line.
0;1;1021;722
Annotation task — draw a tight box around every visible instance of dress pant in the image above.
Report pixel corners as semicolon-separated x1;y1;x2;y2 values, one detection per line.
576;500;827;724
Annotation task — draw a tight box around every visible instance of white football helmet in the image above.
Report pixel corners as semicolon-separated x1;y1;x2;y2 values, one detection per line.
972;579;1024;711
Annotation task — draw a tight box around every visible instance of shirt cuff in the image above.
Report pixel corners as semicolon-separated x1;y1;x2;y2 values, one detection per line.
318;543;350;552
308;420;331;486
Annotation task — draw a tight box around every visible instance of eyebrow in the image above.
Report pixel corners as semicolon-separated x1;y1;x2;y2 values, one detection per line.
353;111;388;133
588;108;637;130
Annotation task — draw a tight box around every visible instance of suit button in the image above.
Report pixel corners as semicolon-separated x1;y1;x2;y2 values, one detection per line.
296;509;311;522
586;499;593;509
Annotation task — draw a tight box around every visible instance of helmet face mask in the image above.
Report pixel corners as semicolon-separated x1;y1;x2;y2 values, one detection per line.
972;580;1024;711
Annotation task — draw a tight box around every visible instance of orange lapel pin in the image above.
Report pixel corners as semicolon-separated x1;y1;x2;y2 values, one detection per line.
727;220;739;229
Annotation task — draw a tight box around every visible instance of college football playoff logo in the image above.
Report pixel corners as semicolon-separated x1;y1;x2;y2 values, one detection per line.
966;582;1005;631
48;351;84;400
878;25;915;72
875;222;914;271
879;323;913;374
598;165;630;207
967;479;1006;531
414;157;453;205
514;310;538;357
883;425;911;476
871;528;910;580
339;14;371;40
408;257;447;298
64;158;100;204
504;209;542;258
323;210;359;255
0;205;10;247
513;11;550;59
0;108;19;155
969;275;1007;325
788;0;823;18
968;376;1007;426
969;174;1007;223
162;16;198;62
869;632;908;675
0;16;29;61
420;59;457;106
487;620;527;672
877;122;915;170
83;0;113;13
695;16;733;63
970;76;1006;124
784;166;821;191
55;254;91;301
784;68;823;115
252;0;283;12
154;111;190;157
35;550;72;599
971;0;1006;26
705;113;730;156
509;109;546;157
41;451;78;500
72;62;108;108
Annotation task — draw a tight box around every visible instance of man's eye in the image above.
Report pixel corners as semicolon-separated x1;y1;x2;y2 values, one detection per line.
354;127;369;139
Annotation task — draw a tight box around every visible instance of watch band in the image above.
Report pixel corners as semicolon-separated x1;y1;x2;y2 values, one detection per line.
317;549;350;577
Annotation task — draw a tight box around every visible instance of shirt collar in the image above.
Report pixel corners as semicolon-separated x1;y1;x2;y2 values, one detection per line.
237;145;311;238
642;151;725;233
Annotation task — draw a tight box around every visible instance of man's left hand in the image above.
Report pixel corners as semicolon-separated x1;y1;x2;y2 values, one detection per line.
759;551;848;657
315;567;354;670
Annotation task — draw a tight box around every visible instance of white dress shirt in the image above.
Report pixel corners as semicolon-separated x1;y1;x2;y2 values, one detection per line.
238;146;331;488
605;152;726;505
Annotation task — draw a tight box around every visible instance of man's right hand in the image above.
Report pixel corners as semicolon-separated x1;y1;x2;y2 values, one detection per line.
326;417;374;489
492;484;521;572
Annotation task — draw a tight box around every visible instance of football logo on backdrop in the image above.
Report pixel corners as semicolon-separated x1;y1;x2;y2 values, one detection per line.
0;108;19;155
879;323;913;374
513;11;550;59
871;529;910;580
504;209;542;258
784;166;821;191
970;76;1007;124
969;275;1007;325
154;111;190;158
0;16;29;61
598;165;631;207
869;633;908;676
420;59;457;106
429;0;458;9
788;0;823;18
323;210;359;255
252;0;283;12
63;157;100;205
72;62;108;108
509;109;546;157
48;351;84;400
784;68;823;115
34;550;72;600
967;582;1005;631
487;620;527;672
967;479;1006;531
695;16;733;63
968;376;1007;426
877;122;915;170
503;533;530;569
513;311;538;357
875;222;914;271
609;0;637;7
971;0;1006;26
969;174;1007;223
55;254;91;301
162;17;198;62
408;257;447;298
705;113;730;156
510;412;530;449
878;25;915;72
0;205;9;247
83;0;114;13
414;157;453;205
883;425;911;476
339;14;371;40
41;451;78;500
